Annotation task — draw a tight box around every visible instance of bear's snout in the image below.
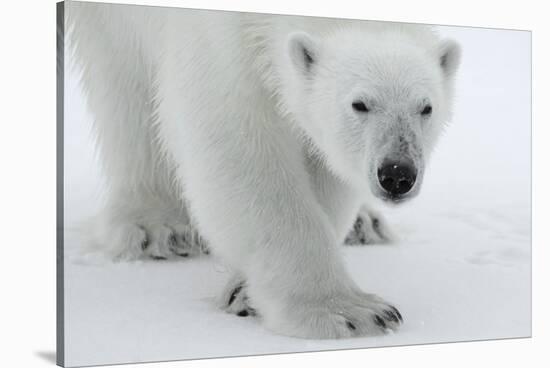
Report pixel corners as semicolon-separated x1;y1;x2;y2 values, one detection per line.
377;159;417;199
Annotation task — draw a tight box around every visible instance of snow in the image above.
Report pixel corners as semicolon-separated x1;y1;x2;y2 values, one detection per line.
62;23;531;367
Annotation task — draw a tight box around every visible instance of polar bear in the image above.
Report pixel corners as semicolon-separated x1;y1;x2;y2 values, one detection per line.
66;2;460;338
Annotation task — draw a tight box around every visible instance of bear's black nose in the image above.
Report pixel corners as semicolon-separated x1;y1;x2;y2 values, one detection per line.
377;159;417;197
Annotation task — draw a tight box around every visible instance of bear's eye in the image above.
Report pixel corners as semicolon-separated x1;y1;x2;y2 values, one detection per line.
352;101;369;113
421;105;432;116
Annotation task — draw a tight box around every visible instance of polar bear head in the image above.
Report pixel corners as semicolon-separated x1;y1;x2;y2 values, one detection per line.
283;25;461;203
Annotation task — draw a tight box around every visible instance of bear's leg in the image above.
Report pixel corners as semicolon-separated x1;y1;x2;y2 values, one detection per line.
85;120;208;260
306;154;394;246
344;206;395;246
160;108;402;337
69;11;206;260
219;162;395;317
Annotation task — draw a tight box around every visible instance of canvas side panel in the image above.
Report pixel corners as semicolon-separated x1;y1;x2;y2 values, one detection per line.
56;1;65;367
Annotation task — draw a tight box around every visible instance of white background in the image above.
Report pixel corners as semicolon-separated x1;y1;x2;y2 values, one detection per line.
1;0;549;368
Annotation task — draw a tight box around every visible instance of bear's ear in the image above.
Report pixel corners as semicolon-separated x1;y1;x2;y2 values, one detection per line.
288;32;319;74
438;39;461;78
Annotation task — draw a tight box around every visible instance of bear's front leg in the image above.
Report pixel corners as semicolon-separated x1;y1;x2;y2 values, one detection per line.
306;153;395;246
168;114;402;338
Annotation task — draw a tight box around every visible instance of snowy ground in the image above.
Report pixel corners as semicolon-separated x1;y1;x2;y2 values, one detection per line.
62;22;531;367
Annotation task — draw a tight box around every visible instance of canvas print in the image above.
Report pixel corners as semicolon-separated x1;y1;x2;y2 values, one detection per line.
57;1;531;366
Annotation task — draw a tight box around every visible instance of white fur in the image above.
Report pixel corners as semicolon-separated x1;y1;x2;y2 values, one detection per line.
66;2;460;338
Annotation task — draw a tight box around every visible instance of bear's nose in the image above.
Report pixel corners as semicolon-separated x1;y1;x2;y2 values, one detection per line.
377;159;417;197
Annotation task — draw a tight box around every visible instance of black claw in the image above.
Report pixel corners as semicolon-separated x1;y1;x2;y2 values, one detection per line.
359;236;366;244
168;233;177;246
390;306;403;322
384;310;399;323
151;255;167;260
178;252;189;258
374;315;386;328
354;217;364;232
237;309;249;317
227;284;243;306
346;320;356;331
